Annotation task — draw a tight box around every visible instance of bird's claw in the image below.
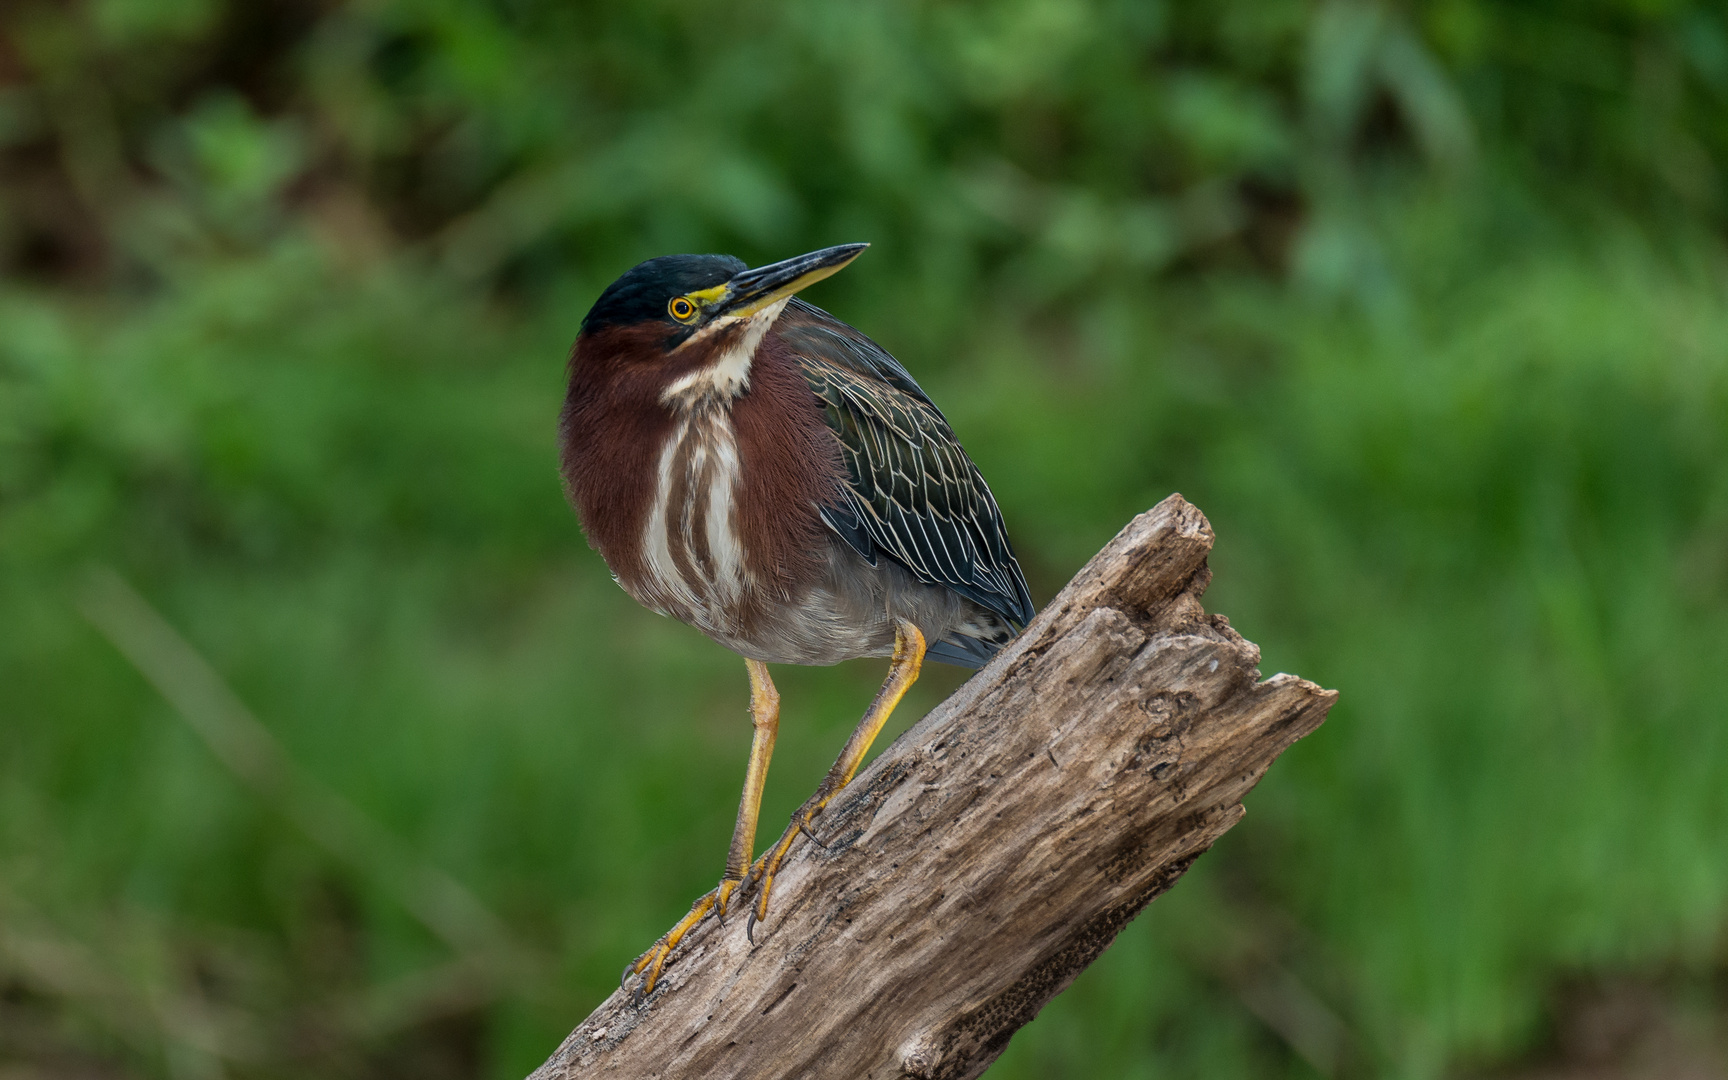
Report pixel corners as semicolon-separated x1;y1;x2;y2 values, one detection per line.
797;814;831;850
743;802;832;943
621;886;722;999
715;875;746;925
622;805;838;991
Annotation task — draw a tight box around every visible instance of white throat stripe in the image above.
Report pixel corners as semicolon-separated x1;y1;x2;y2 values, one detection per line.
659;299;789;406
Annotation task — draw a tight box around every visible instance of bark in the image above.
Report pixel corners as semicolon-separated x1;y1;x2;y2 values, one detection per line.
530;495;1336;1080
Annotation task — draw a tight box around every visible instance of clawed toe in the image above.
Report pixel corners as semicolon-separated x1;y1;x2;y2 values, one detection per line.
622;887;722;997
621;944;658;1002
747;803;828;940
796;813;831;850
623;803;841;987
715;874;751;925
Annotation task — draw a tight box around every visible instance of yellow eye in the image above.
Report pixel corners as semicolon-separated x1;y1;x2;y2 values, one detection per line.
668;296;697;321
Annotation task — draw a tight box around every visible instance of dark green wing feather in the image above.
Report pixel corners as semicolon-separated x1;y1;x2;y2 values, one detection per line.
777;298;1035;636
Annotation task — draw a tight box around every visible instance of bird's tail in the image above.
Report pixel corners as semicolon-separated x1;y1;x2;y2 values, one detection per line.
925;635;998;669
925;607;1026;669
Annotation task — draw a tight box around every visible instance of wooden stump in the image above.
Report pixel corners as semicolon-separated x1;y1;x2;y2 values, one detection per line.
531;495;1336;1080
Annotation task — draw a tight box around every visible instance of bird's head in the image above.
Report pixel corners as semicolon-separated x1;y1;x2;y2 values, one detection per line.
573;243;868;408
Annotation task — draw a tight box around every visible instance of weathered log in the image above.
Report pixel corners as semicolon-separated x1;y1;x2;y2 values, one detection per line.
532;494;1335;1080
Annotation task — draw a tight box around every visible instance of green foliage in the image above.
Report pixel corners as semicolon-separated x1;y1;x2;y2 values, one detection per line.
2;1;1727;1077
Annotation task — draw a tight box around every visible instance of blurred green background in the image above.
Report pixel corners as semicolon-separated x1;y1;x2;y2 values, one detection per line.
3;1;1727;1077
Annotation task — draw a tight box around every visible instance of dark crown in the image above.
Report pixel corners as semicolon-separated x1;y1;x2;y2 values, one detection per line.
582;253;747;332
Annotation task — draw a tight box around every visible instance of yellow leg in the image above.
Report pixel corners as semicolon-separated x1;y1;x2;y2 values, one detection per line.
625;659;779;996
749;620;925;938
718;659;779;917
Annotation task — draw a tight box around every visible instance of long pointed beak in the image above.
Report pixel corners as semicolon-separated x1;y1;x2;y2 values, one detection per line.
716;243;869;318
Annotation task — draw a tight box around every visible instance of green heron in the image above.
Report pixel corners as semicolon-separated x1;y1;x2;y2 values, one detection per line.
560;243;1033;995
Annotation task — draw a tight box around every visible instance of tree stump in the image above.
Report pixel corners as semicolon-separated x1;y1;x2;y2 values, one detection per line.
531;494;1335;1079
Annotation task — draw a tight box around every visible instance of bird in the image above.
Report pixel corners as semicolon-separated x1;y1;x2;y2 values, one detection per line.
559;243;1034;996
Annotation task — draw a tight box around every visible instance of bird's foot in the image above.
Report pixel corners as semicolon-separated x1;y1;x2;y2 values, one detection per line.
621;868;760;998
621;887;721;1000
714;873;750;924
744;791;837;944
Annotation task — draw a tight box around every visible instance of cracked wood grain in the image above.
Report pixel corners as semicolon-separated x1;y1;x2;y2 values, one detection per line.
530;494;1336;1080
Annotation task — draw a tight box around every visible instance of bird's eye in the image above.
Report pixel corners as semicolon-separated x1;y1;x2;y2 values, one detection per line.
668;297;697;321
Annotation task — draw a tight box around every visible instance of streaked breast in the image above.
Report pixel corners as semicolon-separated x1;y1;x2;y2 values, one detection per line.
632;408;753;637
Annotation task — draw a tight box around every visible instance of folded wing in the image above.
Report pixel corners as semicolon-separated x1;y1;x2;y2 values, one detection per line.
777;299;1035;646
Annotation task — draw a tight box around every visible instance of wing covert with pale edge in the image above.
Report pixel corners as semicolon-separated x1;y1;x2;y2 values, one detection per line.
776;299;1035;639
